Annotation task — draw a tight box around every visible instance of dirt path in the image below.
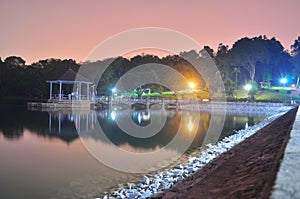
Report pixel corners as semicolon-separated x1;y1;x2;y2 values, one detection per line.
153;108;297;199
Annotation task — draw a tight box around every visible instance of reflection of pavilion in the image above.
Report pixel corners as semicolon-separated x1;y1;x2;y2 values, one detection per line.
48;110;96;139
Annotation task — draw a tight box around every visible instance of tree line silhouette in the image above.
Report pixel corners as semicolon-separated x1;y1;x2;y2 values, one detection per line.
0;35;299;102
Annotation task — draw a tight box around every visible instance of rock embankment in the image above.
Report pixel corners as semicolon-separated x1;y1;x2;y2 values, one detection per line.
155;107;297;199
181;101;292;115
102;105;294;199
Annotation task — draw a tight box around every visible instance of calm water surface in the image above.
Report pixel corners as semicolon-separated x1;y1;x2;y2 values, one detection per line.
0;107;264;199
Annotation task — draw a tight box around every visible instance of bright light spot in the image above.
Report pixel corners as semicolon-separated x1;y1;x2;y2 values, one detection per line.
142;112;150;120
110;111;116;121
188;119;194;132
280;78;287;84
202;99;209;102
244;84;252;91
291;84;296;87
112;87;117;93
189;82;195;89
137;112;142;124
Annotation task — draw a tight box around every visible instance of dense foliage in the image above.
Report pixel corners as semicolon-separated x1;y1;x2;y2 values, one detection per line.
0;35;299;101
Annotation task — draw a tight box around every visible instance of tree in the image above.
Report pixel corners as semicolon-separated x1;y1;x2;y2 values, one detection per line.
291;36;300;78
233;67;241;87
215;43;230;79
228;37;268;81
203;46;214;58
0;58;6;97
227;36;290;83
4;56;26;68
261;37;292;83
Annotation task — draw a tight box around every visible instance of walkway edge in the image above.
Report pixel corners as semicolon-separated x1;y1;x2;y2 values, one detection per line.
271;106;300;199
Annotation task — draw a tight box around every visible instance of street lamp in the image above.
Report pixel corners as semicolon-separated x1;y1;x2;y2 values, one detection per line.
243;84;252;92
280;78;287;87
112;87;117;94
244;84;253;101
189;82;196;89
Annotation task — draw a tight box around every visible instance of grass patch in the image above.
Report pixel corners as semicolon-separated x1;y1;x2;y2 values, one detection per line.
233;87;300;103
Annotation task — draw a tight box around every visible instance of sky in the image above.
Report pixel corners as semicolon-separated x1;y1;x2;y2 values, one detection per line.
1;0;300;64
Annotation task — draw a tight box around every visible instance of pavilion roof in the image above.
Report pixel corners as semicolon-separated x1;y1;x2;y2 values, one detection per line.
47;69;93;84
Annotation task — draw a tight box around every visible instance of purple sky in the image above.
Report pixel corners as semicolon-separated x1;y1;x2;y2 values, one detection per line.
1;0;300;64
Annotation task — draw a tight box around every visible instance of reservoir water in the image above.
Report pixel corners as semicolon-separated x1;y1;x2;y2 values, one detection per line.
0;107;264;199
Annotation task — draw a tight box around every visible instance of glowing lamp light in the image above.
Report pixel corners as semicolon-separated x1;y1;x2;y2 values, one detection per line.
280;78;287;84
244;84;252;91
110;111;116;121
189;82;196;89
188;119;194;132
112;87;117;93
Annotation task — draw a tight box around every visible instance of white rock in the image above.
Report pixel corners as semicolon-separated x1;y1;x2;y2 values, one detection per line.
141;189;152;198
175;164;184;169
142;175;150;185
125;189;141;199
188;157;197;164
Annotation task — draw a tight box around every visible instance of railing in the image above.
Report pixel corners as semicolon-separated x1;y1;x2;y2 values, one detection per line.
50;94;93;101
95;96;180;105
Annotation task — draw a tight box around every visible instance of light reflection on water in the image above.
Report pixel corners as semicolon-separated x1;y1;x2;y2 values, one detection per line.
0;108;264;199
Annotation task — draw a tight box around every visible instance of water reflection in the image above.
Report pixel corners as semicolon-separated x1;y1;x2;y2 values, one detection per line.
48;110;96;134
0;109;264;148
0;108;266;198
0;109;97;143
94;109;210;151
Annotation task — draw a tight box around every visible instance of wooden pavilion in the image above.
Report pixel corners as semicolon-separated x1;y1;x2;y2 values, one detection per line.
28;69;95;109
47;69;95;102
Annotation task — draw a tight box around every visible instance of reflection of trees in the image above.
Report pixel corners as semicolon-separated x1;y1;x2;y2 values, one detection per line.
95;111;212;152
0;108;212;152
0;109;264;153
0;109;27;139
1;127;23;139
217;115;264;140
189;112;211;148
0;109;78;143
97;113;180;149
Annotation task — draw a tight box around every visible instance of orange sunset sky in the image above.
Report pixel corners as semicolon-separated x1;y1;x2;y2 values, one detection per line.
1;0;300;64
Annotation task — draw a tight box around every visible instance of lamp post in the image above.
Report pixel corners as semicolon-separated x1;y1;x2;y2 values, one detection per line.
244;84;252;101
109;87;117;110
112;87;117;94
244;84;252;92
280;78;287;88
189;82;195;90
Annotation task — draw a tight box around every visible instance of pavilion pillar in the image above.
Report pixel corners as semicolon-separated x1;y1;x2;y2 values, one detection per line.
93;85;95;100
87;83;90;100
78;114;81;133
59;81;62;101
76;84;79;100
49;82;53;100
49;112;52;132
86;113;89;133
91;85;95;101
78;82;81;100
58;112;61;133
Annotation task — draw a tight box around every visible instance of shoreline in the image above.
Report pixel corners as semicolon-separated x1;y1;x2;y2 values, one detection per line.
102;105;293;199
157;107;297;198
